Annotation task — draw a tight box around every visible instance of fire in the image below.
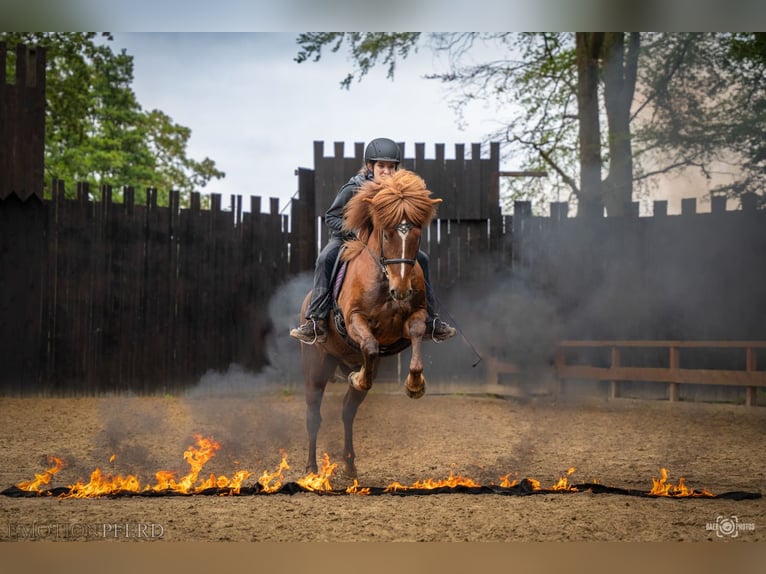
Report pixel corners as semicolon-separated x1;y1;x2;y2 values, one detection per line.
16;455;64;493
551;467;578;492
345;480;371;495
296;453;337;492
16;435;256;498
412;470;481;489
13;443;719;500
649;468;714;497
381;469;485;492
65;467;142;498
383;481;409;493
258;454;290;493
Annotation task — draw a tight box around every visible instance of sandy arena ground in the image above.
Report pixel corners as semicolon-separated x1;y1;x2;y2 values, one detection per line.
1;382;764;544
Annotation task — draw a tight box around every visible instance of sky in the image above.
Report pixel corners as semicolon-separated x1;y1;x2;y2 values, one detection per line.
7;0;762;216
109;33;513;214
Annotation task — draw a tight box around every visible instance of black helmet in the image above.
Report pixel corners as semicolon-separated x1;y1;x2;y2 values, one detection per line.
364;138;401;164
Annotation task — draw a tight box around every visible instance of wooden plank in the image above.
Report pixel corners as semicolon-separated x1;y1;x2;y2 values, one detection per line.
555;365;766;387
557;340;766;349
485;357;519;385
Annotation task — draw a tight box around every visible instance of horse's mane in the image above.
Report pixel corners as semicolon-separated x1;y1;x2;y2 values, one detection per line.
341;170;441;261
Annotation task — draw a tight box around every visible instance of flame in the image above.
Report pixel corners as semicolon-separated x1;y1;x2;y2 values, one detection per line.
14;443;718;500
413;470;481;489
345;479;371;495
16;455;65;493
498;473;518;488
526;477;542;490
65;468;142;498
383;481;410;493
649;468;714;498
18;435;253;498
296;453;337;492
258;454;290;493
551;467;578;492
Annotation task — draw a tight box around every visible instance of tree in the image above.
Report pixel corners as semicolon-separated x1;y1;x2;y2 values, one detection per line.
636;33;766;205
296;32;763;215
296;32;641;216
1;32;224;205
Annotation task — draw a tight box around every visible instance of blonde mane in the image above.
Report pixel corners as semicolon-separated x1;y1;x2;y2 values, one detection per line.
341;170;441;260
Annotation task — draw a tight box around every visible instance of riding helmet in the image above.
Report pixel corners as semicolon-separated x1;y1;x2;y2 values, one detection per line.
364;138;401;164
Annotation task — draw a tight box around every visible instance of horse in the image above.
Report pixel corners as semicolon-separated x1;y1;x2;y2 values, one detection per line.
298;169;442;477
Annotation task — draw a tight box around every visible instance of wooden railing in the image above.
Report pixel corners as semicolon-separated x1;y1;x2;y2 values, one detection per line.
554;341;766;407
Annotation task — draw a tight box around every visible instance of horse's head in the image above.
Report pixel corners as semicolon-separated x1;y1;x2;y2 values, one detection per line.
344;170;442;302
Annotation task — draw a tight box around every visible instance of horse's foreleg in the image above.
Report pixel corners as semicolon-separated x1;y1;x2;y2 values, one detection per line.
405;315;427;399
341;385;368;478
346;313;379;392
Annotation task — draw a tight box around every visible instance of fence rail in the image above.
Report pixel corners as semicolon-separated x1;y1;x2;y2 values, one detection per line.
554;340;766;406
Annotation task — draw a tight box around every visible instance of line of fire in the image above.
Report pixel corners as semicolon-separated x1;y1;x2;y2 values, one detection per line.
2;435;759;501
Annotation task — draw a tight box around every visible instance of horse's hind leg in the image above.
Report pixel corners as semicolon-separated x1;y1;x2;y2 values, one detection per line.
303;345;336;474
305;381;326;474
341;384;368;478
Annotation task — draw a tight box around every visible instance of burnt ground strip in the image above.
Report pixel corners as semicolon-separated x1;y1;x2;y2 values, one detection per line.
2;480;761;500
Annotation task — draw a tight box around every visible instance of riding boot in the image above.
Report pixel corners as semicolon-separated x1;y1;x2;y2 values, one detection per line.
291;239;342;344
426;316;456;342
290;318;328;344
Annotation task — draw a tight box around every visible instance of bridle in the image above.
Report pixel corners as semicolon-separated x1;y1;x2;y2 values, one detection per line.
377;221;419;278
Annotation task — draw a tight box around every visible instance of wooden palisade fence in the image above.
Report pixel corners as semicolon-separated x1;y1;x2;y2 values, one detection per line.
0;181;288;394
2;43;765;400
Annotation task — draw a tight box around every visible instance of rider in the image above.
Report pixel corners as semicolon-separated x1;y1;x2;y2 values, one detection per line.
290;137;456;344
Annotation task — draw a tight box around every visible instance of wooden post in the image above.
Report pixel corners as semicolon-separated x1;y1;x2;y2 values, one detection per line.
609;346;621;399
746;346;757;407
554;345;566;398
668;346;680;402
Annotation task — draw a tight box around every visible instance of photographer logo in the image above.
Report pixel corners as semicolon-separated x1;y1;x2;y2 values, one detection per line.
706;515;755;538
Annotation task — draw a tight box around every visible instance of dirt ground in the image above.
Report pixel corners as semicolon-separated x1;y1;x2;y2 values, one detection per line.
1;382;764;543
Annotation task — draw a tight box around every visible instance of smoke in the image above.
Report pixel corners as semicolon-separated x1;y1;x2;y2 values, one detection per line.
187;273;312;397
140;274;315;471
443;269;562;371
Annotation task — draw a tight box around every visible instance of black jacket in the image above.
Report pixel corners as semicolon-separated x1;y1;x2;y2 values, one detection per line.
324;171;373;238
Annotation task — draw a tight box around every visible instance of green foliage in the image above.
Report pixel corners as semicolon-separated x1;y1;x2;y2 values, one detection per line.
296;31;766;212
1;32;224;205
636;33;766;201
295;32;421;89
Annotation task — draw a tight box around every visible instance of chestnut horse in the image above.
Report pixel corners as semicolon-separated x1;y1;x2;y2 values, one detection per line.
298;169;442;477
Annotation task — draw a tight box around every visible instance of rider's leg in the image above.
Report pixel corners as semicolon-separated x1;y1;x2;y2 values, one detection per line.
291;238;343;343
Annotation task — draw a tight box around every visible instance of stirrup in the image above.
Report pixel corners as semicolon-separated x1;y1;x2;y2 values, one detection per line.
428;317;456;343
290;318;327;344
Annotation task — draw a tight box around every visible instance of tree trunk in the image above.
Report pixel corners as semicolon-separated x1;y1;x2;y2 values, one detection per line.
602;32;639;216
576;32;604;218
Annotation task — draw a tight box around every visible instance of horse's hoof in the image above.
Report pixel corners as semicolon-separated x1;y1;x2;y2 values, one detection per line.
348;371;371;392
405;373;426;399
